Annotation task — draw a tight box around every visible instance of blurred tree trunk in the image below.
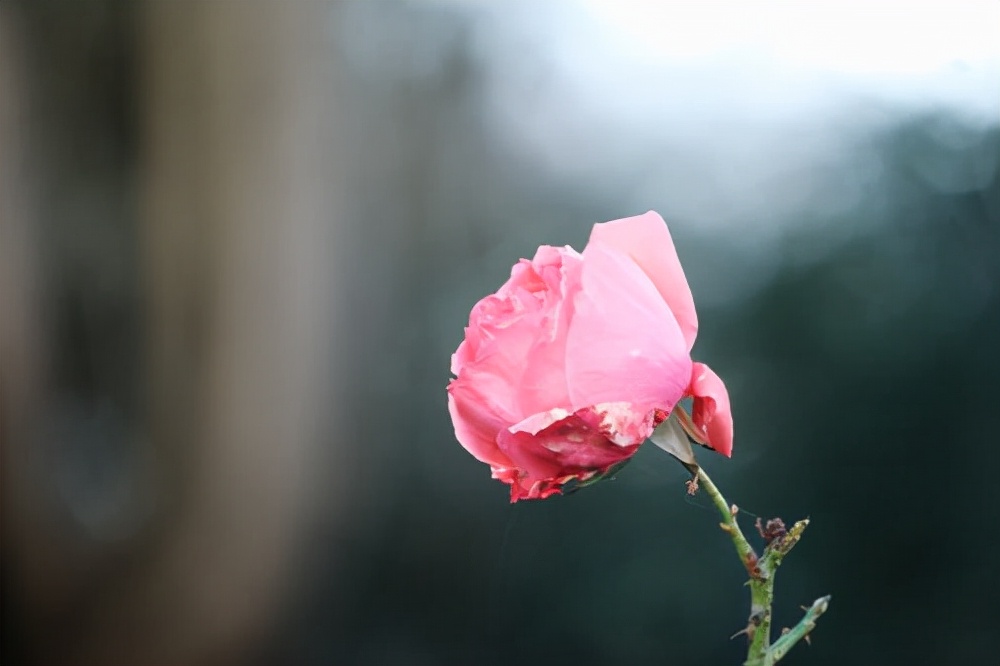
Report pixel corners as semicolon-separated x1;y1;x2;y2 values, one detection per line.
2;2;346;664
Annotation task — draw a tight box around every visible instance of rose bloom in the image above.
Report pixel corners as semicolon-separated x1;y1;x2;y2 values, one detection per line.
448;211;732;501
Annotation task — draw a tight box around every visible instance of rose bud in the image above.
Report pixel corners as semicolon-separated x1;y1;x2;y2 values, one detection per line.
448;211;733;501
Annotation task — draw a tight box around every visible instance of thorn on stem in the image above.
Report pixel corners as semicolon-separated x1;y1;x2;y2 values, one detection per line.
744;551;763;580
730;503;739;517
804;634;812;646
730;626;753;641
730;611;764;642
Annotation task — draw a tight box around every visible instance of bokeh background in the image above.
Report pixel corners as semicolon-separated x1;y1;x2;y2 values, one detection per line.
2;1;998;665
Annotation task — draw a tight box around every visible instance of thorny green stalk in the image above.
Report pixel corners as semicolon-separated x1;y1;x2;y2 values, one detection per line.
694;468;829;665
768;595;832;662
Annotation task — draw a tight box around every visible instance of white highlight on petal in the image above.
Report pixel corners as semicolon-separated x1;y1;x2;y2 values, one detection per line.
508;407;572;435
592;401;653;447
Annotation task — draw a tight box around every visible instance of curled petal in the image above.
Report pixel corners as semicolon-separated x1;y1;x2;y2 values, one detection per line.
496;405;648;502
688;362;734;457
451;338;474;376
588;211;699;351
447;381;514;468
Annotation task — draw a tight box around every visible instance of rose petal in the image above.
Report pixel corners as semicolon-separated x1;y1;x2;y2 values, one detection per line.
497;408;642;501
507;407;575;435
456;290;547;423
582;401;657;447
688;362;734;457
451;338;474;376
458;256;551;375
447;381;515;467
515;248;583;417
565;241;691;413
588;211;699;351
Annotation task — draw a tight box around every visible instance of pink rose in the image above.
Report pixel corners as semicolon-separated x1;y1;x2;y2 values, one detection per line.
448;211;733;502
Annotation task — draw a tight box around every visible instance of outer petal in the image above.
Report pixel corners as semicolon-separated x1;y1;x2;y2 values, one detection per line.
447;378;515;468
565;241;691;414
588;211;699;351
451;338;474;376
455;273;550;424
688;362;734;457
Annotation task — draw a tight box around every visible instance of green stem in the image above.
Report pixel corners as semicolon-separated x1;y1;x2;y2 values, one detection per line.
768;595;831;662
695;468;771;661
693;468;758;577
695;468;821;666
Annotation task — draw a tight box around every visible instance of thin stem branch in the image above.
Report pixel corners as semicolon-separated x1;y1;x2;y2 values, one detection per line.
695;468;756;571
695;468;823;666
768;595;831;662
696;468;771;660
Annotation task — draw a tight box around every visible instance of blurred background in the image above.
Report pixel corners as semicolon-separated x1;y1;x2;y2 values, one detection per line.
1;1;998;664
